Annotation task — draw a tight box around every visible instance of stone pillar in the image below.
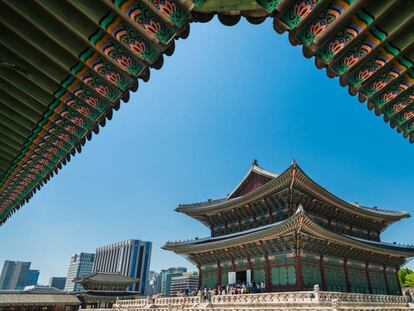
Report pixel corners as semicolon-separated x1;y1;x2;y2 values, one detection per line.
264;255;271;291
319;255;326;291
295;254;303;290
343;259;351;292
365;262;373;294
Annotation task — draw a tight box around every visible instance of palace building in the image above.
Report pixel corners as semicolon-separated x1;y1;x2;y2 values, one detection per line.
164;161;414;295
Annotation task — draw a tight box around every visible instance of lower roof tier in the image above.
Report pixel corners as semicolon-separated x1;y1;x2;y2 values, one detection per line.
164;206;414;267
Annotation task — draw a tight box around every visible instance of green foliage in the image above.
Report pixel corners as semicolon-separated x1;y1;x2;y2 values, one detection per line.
398;268;414;287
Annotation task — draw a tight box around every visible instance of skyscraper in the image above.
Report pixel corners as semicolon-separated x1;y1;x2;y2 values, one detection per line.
64;253;95;292
93;239;152;294
160;267;187;296
26;270;40;286
49;277;67;290
0;261;31;290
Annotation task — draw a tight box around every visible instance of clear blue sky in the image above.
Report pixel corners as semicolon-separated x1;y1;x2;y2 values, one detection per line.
1;18;413;285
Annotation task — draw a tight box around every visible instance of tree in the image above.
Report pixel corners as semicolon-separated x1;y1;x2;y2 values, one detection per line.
399;268;414;287
405;273;414;287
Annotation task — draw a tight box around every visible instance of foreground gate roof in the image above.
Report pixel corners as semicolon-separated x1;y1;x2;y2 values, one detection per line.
1;0;414;225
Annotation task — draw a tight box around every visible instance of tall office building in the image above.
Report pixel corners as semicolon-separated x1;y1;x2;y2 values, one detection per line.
64;253;95;292
147;271;161;295
26;270;40;286
49;277;67;290
0;261;31;290
93;239;152;294
170;272;198;296
160;267;187;296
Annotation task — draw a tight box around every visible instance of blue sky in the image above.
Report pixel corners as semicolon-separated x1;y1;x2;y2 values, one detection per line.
1;18;414;285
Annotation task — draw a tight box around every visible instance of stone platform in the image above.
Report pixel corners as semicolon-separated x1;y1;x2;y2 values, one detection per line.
84;287;414;311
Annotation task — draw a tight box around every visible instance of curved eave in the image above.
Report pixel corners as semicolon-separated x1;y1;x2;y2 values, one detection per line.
193;0;414;143
0;0;193;225
293;165;410;222
164;206;414;257
3;0;414;226
176;163;408;223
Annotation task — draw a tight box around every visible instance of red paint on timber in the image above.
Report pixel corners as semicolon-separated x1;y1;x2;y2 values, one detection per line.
295;255;303;290
198;266;202;289
320;255;326;291
218;263;222;286
268;209;273;223
344;259;351;292
264;255;271;291
229;173;273;199
396;268;402;295
365;262;373;294
383;266;390;295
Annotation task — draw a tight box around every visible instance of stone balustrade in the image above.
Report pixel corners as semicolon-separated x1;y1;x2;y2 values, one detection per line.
86;287;413;311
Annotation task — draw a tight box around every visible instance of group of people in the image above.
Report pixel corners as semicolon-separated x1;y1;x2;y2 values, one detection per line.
176;282;267;299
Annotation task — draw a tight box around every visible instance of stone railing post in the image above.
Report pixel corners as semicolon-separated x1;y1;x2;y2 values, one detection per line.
332;298;339;311
313;284;320;302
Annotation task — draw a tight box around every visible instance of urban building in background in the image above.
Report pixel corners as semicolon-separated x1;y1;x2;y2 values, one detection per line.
49;277;67;290
93;240;152;294
64;253;95;292
26;269;40;286
160;267;187;296
0;261;32;290
170;272;198;296
147;271;161;295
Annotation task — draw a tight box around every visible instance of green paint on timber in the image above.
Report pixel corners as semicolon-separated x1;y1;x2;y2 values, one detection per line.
194;0;263;12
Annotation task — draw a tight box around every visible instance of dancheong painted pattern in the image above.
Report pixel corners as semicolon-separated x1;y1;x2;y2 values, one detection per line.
0;0;413;225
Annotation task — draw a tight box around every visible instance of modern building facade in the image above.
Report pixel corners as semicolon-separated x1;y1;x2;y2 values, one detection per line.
160;267;187;296
164;161;414;295
0;261;31;290
93;240;152;294
170;272;199;296
147;271;161;296
64;253;95;292
49;277;67;290
27;270;40;287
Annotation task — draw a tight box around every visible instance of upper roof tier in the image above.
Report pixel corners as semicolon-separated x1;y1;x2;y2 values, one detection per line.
176;161;409;223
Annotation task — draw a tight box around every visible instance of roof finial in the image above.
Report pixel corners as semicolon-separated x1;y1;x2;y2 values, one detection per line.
252;159;258;167
291;159;297;166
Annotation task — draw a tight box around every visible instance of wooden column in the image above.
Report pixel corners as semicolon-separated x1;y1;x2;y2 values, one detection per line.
365;262;373;294
264;255;271;291
396;268;402;295
383;266;390;295
319;255;326;291
238;218;242;231
343;259;351;292
224;221;228;234
295;255;303;290
198;265;202;289
217;262;222;286
268;209;274;223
